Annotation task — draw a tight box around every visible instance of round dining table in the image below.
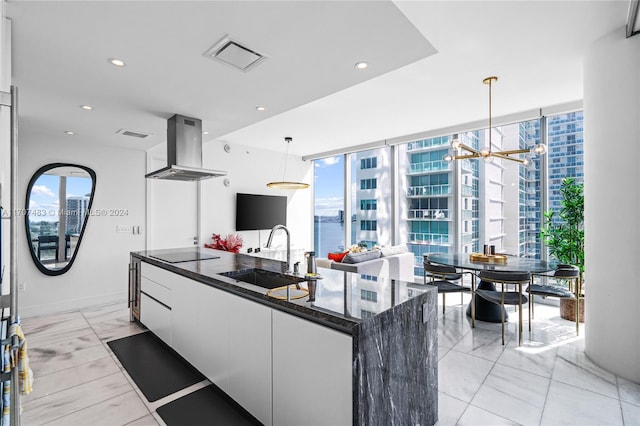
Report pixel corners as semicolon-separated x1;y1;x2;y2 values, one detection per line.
426;253;556;323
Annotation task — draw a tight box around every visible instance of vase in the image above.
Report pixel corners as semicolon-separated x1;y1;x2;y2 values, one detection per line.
560;297;585;323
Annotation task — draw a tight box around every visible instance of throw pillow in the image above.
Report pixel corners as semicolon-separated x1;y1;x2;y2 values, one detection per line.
328;251;349;262
342;250;381;264
379;244;408;257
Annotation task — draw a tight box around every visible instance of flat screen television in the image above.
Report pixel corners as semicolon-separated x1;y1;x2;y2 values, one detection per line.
236;193;287;231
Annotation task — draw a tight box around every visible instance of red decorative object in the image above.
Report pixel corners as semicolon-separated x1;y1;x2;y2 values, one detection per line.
204;233;244;253
328;251;349;262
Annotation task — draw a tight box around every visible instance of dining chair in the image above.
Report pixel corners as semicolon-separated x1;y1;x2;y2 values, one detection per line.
476;270;530;346
37;235;59;261
528;264;581;335
423;257;469;314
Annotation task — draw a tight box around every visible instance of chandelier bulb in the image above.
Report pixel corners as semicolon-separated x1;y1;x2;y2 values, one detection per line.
532;143;548;155
452;135;461;150
480;146;491;158
444;153;454;163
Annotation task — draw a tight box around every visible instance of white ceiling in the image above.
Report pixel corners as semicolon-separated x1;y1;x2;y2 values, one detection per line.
6;0;630;158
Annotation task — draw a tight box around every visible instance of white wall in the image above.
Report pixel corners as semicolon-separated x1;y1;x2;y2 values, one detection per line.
145;143;200;250
18;137;146;317
17;129;311;317
200;140;313;259
584;26;640;382
1;13;11;296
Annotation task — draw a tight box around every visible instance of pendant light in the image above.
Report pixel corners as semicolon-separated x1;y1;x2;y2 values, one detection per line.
444;76;547;165
267;137;309;190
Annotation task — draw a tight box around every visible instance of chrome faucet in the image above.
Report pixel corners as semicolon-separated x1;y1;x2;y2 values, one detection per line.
266;224;291;273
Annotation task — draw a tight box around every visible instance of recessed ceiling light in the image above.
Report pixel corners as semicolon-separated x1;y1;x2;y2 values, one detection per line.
65;131;75;135
81;105;93;110
354;61;368;70
256;106;265;111
108;58;126;67
203;131;209;135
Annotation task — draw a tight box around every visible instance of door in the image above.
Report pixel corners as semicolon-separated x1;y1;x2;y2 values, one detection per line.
146;145;199;249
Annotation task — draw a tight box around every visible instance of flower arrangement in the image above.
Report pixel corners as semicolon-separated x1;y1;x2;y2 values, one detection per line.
204;233;244;253
347;243;368;253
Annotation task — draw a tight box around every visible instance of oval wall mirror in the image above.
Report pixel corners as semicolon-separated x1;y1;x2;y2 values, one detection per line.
25;163;97;276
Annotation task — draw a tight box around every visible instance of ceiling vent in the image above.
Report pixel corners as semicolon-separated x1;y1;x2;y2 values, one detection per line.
116;128;152;139
203;35;267;72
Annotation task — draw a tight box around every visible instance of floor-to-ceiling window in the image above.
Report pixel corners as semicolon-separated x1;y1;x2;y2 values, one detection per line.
547;111;584;211
312;110;584;280
397;136;452;275
313;155;345;255
350;147;392;250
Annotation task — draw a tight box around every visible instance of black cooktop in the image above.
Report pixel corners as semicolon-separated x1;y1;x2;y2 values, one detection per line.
150;250;220;264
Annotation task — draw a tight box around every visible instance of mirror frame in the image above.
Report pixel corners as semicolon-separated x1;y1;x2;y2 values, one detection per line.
25;163;97;276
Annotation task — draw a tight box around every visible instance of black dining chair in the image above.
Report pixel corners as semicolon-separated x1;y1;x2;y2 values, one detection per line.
476;270;530;346
423;257;470;315
37;235;59;261
528;264;581;335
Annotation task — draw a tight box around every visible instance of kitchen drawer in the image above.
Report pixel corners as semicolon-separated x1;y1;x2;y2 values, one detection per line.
141;276;172;307
141;262;176;290
141;293;171;344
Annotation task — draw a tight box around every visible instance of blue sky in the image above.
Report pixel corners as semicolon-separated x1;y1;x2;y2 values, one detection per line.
29;174;92;222
313;156;344;217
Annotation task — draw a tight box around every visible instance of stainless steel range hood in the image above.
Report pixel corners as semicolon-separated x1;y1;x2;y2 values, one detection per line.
145;114;227;181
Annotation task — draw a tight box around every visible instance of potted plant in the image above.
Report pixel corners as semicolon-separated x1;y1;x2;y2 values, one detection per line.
540;177;585;322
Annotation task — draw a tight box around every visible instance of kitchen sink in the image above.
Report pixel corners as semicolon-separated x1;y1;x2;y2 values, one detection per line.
219;268;305;290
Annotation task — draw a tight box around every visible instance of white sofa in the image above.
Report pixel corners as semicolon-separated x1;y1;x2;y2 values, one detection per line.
316;249;415;282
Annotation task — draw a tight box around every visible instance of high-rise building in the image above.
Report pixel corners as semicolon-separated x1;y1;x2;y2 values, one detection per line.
402;136;456;276
547;111;585;210
516;120;542;258
65;196;89;234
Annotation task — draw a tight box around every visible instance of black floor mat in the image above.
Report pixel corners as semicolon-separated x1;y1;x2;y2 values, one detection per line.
157;385;261;426
107;331;205;402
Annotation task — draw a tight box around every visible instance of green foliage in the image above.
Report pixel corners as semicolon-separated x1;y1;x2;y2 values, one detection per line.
540;177;584;272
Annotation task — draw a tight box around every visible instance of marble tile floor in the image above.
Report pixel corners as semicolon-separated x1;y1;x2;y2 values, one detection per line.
16;296;640;426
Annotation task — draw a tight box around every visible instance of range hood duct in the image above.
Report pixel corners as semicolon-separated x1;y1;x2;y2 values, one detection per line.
145;114;227;181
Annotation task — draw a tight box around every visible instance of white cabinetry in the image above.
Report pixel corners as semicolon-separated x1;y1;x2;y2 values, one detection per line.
140;263;173;344
195;284;272;425
170;274;200;366
140;292;171;343
196;283;232;392
272;310;352;426
138;261;353;426
227;295;273;426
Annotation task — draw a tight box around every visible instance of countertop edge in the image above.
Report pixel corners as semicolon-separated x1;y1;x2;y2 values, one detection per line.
131;252;359;335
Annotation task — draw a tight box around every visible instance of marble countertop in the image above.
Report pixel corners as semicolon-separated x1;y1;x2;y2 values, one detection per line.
132;247;431;335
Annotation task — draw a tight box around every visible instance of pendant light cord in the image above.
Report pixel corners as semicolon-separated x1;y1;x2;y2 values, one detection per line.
488;77;492;155
282;137;292;182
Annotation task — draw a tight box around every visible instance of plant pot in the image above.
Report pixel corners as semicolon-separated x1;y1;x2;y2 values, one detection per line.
560;297;584;323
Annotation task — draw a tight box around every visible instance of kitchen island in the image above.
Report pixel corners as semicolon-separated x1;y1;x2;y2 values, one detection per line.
130;247;438;426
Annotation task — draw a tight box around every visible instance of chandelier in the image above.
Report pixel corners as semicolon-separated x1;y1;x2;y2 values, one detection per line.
444;76;547;165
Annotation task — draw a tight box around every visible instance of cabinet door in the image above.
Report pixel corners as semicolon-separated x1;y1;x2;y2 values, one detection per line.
196;284;232;393
272;310;352;426
140;293;171;344
227;296;272;426
170;274;199;366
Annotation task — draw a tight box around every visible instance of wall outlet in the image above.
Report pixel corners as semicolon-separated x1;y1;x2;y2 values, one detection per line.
18;282;26;292
116;225;133;233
